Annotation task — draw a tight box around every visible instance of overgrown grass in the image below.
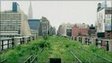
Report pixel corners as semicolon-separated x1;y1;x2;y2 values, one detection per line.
0;38;43;63
0;36;112;63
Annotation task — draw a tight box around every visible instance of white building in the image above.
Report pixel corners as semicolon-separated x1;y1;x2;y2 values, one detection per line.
57;23;73;36
0;2;31;38
96;2;112;38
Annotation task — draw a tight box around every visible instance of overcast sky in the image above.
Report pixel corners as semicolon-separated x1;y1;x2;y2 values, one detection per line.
1;1;111;29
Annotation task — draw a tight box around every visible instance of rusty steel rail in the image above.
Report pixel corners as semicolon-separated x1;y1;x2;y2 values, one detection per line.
70;50;82;63
24;55;38;63
0;59;7;63
81;47;112;63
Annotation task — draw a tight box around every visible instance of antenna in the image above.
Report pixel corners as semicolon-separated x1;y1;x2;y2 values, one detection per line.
28;0;33;19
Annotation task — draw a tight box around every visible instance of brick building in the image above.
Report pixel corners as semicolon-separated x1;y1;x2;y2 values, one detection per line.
72;23;89;37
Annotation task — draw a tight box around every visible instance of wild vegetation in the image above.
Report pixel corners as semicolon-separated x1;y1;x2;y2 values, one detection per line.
0;36;112;63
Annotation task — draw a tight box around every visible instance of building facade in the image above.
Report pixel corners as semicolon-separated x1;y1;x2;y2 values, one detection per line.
96;2;112;38
88;24;96;37
48;26;56;36
72;23;89;37
39;17;50;36
66;23;73;37
57;24;66;36
28;19;40;36
0;2;31;38
57;23;73;37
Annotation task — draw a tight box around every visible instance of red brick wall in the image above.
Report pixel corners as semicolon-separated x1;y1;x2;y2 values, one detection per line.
72;25;88;37
72;25;79;37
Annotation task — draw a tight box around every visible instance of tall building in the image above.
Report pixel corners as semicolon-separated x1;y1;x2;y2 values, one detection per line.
39;16;50;36
12;2;20;12
27;1;52;36
28;19;40;36
96;2;112;38
0;2;31;38
28;1;33;19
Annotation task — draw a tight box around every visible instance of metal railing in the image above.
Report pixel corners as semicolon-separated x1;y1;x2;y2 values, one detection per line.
0;36;37;52
72;36;112;51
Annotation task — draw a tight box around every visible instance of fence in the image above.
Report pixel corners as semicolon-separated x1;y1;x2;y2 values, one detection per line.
0;35;37;52
0;38;14;52
72;36;112;51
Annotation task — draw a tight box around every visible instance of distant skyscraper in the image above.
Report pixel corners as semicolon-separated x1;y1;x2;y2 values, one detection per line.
12;2;20;12
28;19;40;36
28;1;33;19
